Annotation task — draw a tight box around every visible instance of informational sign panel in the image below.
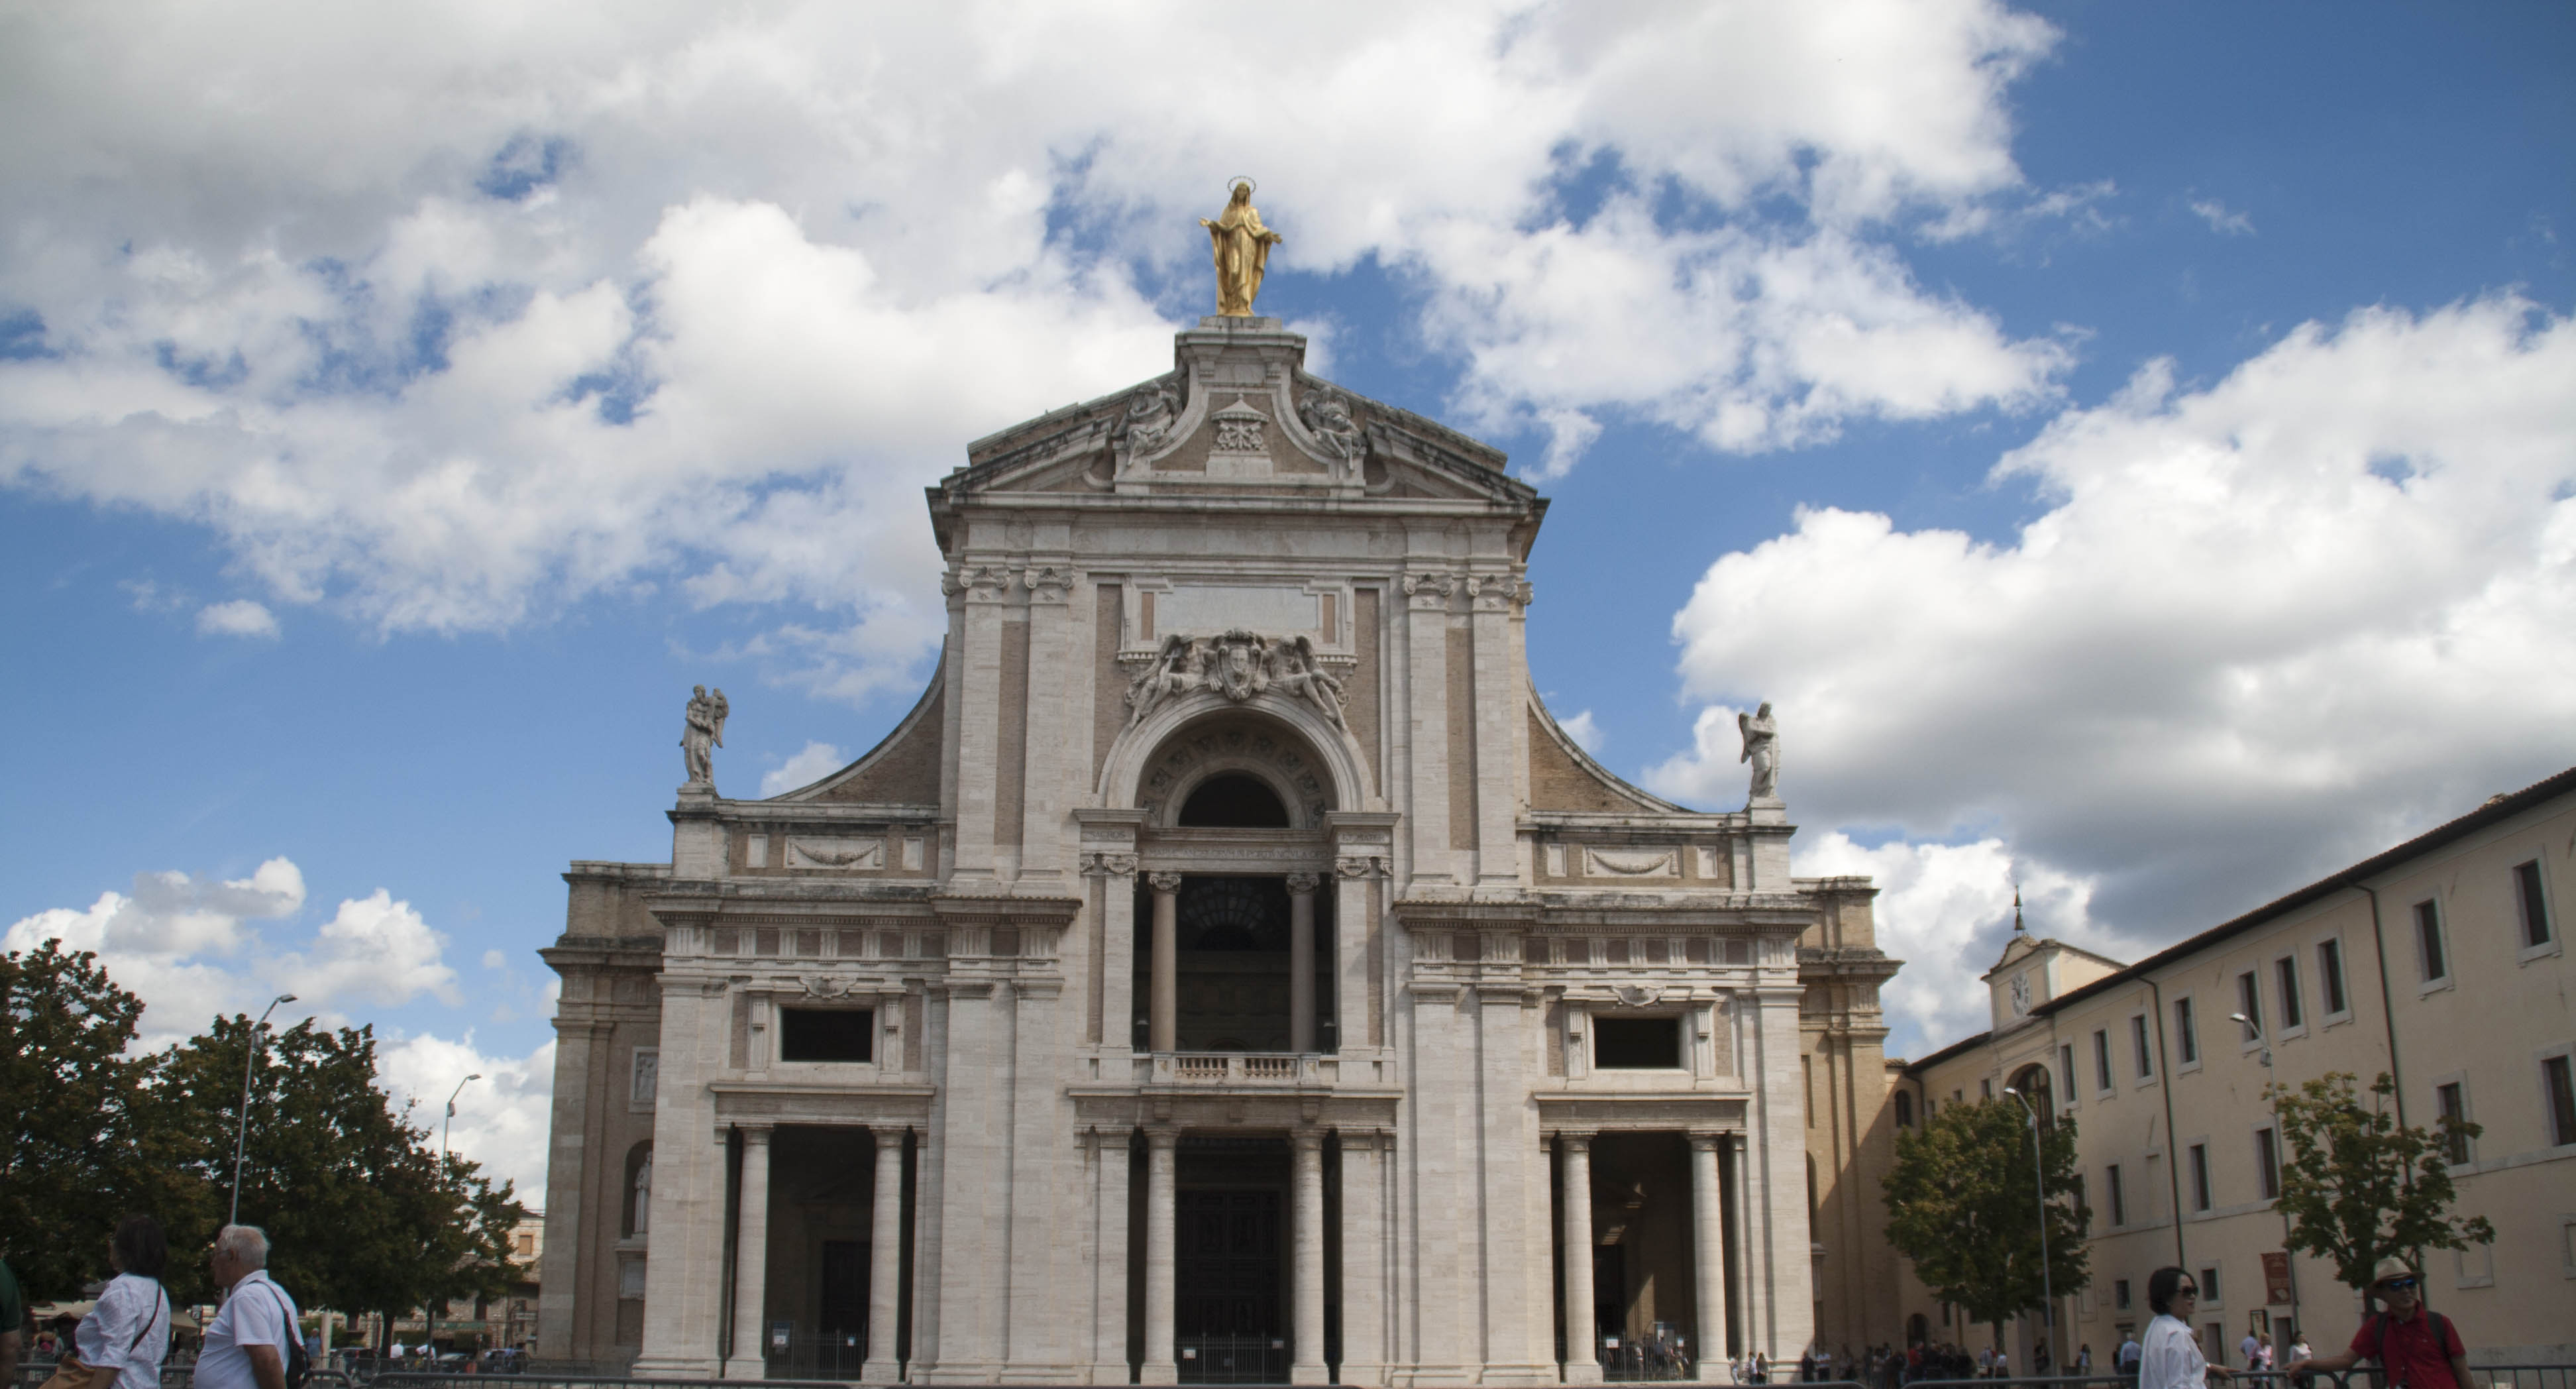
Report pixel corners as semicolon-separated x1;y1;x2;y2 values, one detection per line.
2263;1251;2294;1305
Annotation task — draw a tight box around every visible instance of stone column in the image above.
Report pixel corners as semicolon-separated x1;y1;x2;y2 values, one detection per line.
1559;1134;1602;1384
729;1125;774;1369
1089;1129;1134;1385
1690;1132;1729;1380
1337;1132;1387;1387
1291;1128;1329;1384
1725;1136;1750;1362
1287;873;1320;1052
1148;873;1181;1053
1141;1127;1180;1384
863;1127;906;1384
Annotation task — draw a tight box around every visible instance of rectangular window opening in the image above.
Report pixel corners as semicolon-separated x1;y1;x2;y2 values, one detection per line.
2237;972;2264;1039
2107;1164;2126;1227
2094;1030;2114;1091
1594;1015;1682;1070
2133;1014;2156;1080
2199;1266;2221;1306
2516;860;2555;948
2188;1142;2212;1211
2114;1278;2131;1311
2255;1127;2281;1199
2175;997;2199;1065
2318;939;2348;1016
2436;1082;2469;1165
2060;1042;2078;1099
2415;900;2448;983
779;1007;875;1062
2277;956;2304;1030
2544;1054;2576;1147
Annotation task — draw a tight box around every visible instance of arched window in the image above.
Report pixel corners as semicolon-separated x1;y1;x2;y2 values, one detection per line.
1177;773;1291;827
2009;1063;2055;1125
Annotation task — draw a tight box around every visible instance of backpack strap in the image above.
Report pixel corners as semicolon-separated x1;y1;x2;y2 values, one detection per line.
125;1284;165;1355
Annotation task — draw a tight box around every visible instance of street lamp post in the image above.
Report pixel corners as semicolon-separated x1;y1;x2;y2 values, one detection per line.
2002;1087;2053;1371
230;993;299;1225
443;1073;483;1158
2232;1013;2301;1362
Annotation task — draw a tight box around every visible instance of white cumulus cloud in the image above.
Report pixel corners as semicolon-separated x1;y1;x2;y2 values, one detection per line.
761;739;847;797
2190;197;2255;236
4;856;472;1048
379;1031;557;1201
195;598;281;638
1652;296;2576;969
0;0;2082;698
1795;831;2138;1058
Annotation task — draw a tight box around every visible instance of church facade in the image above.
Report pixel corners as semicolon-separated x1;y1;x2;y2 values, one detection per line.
536;315;1907;1384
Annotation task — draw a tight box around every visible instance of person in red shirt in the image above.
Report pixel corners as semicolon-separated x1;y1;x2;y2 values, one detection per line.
2284;1257;2473;1389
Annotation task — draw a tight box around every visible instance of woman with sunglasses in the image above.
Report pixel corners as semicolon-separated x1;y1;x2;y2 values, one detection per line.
2139;1268;2233;1389
2284;1258;2471;1389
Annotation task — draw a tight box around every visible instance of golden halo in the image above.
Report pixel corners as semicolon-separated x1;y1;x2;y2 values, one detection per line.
1226;175;1258;195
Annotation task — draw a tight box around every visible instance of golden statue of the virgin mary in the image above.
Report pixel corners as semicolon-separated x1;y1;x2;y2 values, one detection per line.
1200;179;1283;317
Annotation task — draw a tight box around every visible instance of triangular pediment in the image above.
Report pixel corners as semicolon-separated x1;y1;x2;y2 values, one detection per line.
933;319;1535;517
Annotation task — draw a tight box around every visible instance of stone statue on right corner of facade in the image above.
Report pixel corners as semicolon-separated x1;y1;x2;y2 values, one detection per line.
1738;700;1780;801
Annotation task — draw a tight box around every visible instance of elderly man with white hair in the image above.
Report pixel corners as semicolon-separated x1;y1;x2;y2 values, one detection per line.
199;1225;300;1389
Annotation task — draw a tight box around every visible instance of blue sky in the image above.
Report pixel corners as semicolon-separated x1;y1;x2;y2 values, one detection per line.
5;1;2572;1197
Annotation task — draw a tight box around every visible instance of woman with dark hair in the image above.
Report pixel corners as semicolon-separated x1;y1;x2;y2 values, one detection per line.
2139;1268;2229;1389
74;1215;170;1389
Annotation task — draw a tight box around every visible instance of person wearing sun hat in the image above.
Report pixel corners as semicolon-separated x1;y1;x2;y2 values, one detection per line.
2284;1256;2473;1389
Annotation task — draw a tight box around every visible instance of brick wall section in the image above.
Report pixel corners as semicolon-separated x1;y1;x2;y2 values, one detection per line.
994;614;1030;848
1352;588;1381;779
1094;583;1124;781
1447;624;1477;850
823;685;946;803
1526;706;1640;813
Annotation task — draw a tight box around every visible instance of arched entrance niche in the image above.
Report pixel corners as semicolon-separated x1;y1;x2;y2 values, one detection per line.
1118;708;1348;1058
2007;1062;2054;1123
1100;687;1375;820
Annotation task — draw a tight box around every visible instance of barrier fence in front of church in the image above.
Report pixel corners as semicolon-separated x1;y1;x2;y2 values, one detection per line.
31;1362;2542;1389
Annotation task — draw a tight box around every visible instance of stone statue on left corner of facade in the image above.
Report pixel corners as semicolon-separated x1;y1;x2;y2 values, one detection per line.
682;684;729;788
1737;700;1779;801
1200;178;1283;317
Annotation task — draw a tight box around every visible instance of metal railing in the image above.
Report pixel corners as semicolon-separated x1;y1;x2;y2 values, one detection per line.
1173;1332;1289;1384
1887;1372;2572;1389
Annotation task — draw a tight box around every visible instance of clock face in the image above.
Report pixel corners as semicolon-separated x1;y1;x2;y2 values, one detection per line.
2009;972;2032;1015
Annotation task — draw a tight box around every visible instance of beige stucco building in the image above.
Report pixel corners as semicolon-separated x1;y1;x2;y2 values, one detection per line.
1902;767;2576;1368
535;317;1910;1384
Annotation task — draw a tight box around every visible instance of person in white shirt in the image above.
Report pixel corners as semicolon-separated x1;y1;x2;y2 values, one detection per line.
74;1216;170;1389
2139;1268;2231;1389
2239;1327;2271;1372
197;1225;299;1389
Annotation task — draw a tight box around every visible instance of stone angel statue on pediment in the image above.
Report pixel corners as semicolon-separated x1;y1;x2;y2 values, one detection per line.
1737;700;1779;801
682;684;729;788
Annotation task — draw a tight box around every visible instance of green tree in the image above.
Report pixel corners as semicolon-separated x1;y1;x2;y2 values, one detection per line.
156;1018;530;1323
2267;1071;2494;1291
0;942;191;1299
1883;1098;2090;1345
